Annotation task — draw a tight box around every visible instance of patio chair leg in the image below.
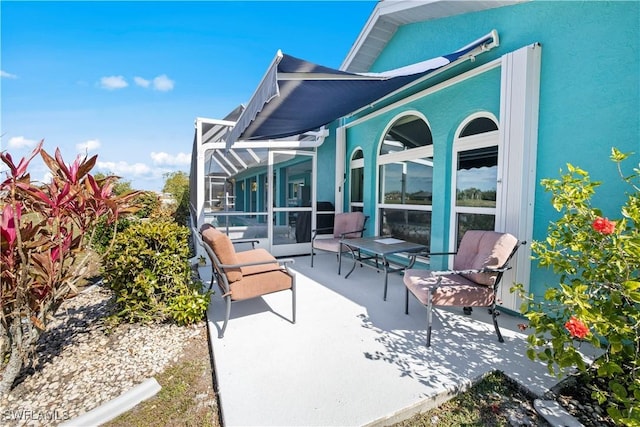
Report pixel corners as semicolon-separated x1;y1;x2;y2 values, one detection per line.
291;284;297;324
311;247;314;267
426;297;433;348
492;305;504;343
220;295;231;338
383;269;389;301
405;287;409;315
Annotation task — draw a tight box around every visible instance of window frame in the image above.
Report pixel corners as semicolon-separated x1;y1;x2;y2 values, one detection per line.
376;112;434;247
349;147;365;211
449;113;500;249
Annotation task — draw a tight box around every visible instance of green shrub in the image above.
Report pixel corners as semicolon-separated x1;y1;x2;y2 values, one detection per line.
168;290;211;326
515;148;639;425
102;219;210;325
89;215;132;254
88;192;160;254
130;190;161;219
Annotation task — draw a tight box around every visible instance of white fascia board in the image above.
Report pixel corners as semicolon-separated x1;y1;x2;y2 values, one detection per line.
220;128;329;150
341;3;389;71
342;0;524;72
208;140;322;150
195;117;236;127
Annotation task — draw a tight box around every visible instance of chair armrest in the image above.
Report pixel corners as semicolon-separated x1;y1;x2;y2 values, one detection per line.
418;251;457;257
312;227;334;240
219;257;295;269
312;227;334;234
431;266;512;277
339;227;366;239
230;238;260;249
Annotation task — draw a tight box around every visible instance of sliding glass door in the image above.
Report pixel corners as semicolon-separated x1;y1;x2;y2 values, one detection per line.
269;150;316;257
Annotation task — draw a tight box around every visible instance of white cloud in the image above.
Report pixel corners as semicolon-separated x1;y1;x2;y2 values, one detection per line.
8;136;37;149
99;75;128;90
76;139;101;153
153;74;174;92
40;172;53;185
134;76;150;88
1;70;18;79
151;151;191;166
97;161;151;176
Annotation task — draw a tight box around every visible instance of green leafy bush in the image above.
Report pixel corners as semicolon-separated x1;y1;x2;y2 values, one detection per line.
162;171;190;225
102;219;209;325
130;190;162;219
168;290;211;326
515;148;639;425
89;215;132;254
89;191;162;254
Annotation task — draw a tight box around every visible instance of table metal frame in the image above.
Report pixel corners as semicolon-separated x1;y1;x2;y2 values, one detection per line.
338;236;427;300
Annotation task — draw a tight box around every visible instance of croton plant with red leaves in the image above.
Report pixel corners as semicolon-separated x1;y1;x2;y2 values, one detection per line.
0;141;138;397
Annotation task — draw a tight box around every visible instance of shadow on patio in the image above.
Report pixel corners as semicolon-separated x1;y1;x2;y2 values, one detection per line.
200;252;593;427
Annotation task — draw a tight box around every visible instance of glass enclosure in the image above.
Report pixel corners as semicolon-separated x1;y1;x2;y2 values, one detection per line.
270;151;314;249
201;146;316;255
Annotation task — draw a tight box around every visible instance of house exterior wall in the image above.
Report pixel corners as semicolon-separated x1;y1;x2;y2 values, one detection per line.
344;67;502;244
317;123;338;204
329;0;639;305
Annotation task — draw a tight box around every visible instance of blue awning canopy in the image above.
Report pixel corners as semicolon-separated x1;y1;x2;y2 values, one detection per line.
225;30;499;147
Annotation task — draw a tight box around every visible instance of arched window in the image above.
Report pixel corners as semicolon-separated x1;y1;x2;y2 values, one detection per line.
377;114;433;249
349;148;364;212
451;115;500;246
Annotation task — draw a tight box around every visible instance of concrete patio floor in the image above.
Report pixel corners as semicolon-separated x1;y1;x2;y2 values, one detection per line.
200;252;594;427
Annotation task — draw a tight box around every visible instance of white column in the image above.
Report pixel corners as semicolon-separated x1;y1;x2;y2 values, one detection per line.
498;42;542;308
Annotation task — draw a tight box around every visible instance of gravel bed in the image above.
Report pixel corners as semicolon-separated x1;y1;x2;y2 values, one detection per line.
1;284;201;426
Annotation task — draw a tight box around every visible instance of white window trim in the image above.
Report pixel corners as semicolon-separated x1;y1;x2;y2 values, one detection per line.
376;111;434;236
450;124;500;250
349;147;365;211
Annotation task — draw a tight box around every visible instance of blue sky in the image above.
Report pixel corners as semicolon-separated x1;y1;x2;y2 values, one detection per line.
1;1;376;191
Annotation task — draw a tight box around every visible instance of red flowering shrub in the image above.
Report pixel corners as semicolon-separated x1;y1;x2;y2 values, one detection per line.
0;141;137;397
515;148;640;425
564;316;590;339
592;216;616;234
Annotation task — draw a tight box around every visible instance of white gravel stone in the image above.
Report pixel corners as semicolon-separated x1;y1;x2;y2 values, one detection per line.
0;285;201;426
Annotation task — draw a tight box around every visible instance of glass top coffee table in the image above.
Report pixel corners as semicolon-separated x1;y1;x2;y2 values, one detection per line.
338;236;427;301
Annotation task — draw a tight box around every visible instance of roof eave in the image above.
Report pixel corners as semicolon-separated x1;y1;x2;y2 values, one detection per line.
341;0;527;73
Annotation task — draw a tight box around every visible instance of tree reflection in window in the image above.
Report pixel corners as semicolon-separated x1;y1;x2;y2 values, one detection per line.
377;115;433;248
456;146;498;208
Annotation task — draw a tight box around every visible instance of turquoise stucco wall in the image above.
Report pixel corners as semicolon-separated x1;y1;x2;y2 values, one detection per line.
340;1;639;297
345;68;501;256
316;123;337;205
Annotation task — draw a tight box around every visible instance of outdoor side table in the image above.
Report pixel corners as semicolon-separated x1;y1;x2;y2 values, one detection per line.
338;236;426;301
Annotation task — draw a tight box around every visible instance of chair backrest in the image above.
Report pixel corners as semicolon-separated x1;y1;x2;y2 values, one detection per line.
200;225;243;283
453;230;519;286
333;212;366;238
